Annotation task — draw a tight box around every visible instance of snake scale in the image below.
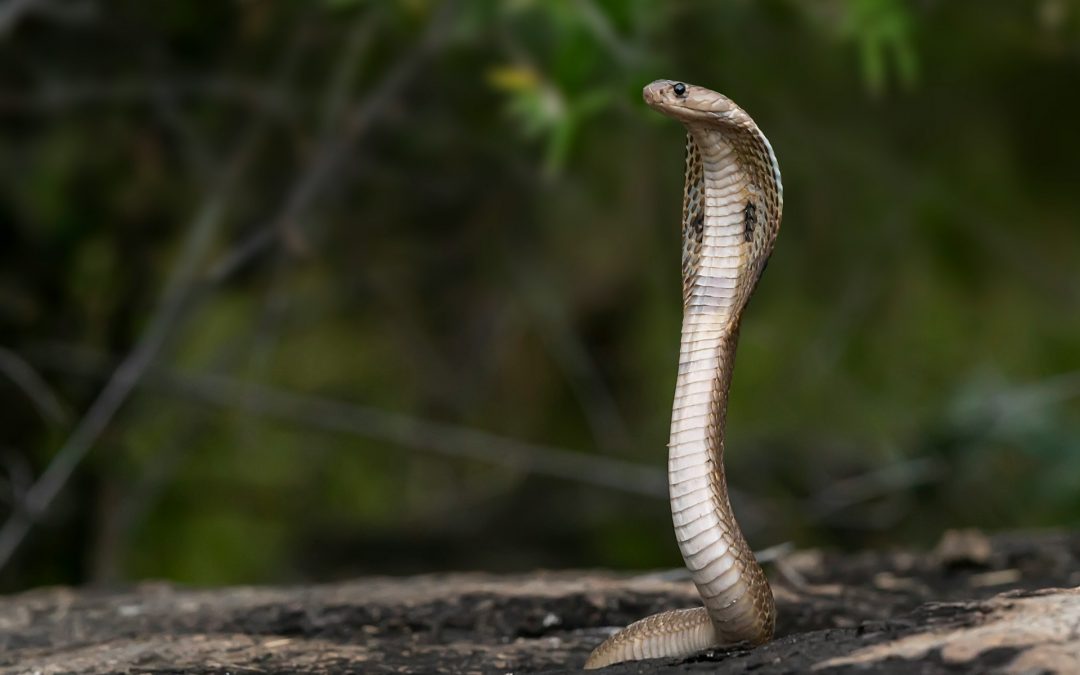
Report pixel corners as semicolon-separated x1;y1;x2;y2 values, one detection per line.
585;80;783;669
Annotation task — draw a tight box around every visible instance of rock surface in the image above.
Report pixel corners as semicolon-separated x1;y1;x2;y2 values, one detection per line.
1;530;1078;674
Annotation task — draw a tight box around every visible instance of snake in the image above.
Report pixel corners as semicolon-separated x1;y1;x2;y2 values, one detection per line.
584;80;783;669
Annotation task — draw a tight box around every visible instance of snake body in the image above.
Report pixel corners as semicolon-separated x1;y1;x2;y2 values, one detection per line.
585;80;783;669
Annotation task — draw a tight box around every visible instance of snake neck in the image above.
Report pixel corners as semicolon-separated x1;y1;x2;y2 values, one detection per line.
667;128;775;644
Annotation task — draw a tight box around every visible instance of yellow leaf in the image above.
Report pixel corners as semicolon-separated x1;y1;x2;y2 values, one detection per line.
486;65;540;93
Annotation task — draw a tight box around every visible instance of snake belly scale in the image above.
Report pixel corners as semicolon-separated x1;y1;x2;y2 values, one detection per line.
584;80;783;669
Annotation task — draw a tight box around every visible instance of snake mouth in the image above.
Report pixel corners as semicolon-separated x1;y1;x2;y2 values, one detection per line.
641;79;670;105
642;79;682;110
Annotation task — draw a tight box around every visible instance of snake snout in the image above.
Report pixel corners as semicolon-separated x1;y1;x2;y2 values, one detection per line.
642;79;675;107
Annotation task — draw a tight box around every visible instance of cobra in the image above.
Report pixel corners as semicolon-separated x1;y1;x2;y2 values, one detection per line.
585;80;783;668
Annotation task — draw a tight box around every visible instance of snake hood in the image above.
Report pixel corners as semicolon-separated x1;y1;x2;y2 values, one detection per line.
644;79;784;211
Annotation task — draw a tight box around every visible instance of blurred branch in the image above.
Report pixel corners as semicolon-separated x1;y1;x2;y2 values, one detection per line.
810;456;946;519
0;346;71;427
0;78;292;117
0;451;33;509
0;0;94;38
0;0;39;36
514;265;634;454
949;368;1080;437
0;5;426;570
0;185;230;570
319;15;375;129
206;0;458;282
572;0;639;66
151;88;218;183
239;13;377;378
986;369;1080;419
31;343;670;499
0;38;305;573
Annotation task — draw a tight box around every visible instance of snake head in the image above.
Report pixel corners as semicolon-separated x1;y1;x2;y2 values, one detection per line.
643;79;739;125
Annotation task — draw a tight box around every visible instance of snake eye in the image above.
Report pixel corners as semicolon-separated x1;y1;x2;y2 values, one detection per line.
673;82;687;97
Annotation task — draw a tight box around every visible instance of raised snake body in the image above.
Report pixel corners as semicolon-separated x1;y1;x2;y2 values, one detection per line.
584;80;783;669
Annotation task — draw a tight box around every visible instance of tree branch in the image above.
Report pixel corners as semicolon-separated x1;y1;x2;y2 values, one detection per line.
31;343;670;500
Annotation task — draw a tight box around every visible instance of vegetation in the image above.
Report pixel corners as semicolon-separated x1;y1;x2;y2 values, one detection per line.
0;0;1077;591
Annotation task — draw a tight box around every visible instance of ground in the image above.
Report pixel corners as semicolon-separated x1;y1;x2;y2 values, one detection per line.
1;530;1078;674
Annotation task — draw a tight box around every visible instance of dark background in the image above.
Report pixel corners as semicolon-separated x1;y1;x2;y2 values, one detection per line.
0;0;1077;592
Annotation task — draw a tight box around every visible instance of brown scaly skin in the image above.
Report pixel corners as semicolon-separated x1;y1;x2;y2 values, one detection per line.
585;80;783;669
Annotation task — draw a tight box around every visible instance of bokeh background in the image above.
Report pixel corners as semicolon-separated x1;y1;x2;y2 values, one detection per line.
0;0;1078;592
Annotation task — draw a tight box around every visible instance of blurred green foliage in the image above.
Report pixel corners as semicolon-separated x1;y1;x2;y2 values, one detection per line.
0;0;1078;591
